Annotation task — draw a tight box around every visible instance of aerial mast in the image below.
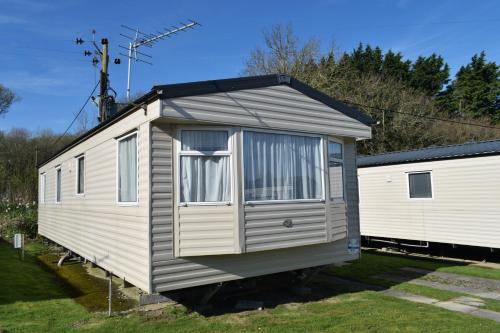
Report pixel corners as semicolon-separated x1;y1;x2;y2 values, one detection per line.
120;20;200;100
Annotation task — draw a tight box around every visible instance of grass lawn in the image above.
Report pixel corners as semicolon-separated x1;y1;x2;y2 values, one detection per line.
1;241;500;333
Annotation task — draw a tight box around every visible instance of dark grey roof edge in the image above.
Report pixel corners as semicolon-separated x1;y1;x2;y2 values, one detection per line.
37;90;159;168
358;139;500;168
154;74;375;126
39;74;374;168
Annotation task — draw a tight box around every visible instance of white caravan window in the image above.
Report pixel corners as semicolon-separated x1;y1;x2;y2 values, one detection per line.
328;140;344;200
408;171;433;199
40;173;46;204
179;129;231;203
76;155;85;195
117;132;138;203
55;167;61;203
243;130;323;202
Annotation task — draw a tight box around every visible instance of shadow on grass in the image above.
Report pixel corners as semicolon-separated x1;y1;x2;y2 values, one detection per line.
0;239;135;312
160;252;460;318
160;246;500;317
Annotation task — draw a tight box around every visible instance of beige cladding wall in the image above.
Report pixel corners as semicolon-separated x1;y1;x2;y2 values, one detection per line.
359;155;500;248
161;85;372;139
151;122;361;293
38;101;161;292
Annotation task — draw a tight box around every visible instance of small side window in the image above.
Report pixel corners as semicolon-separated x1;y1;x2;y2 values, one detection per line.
328;141;344;200
55;167;62;203
76;155;85;195
117;132;138;203
40;173;46;204
408;171;432;199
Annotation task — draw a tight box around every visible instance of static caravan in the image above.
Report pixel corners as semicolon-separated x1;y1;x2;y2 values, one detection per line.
38;74;373;294
358;140;500;250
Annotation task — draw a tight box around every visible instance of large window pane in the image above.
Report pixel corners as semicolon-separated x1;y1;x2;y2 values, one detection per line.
243;131;322;201
180;156;230;202
408;172;432;198
118;134;137;202
181;130;228;151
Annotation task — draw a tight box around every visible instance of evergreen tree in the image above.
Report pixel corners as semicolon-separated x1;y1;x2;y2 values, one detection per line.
439;52;499;121
342;43;383;74
410;54;450;96
381;50;411;82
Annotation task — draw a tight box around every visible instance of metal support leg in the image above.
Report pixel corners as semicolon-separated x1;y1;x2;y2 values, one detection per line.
199;283;224;307
57;251;71;267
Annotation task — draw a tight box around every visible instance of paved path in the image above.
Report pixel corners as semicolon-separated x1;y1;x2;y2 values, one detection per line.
375;267;500;300
381;289;500;323
324;269;500;323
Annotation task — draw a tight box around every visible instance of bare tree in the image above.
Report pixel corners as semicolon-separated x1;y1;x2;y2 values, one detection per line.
243;24;320;77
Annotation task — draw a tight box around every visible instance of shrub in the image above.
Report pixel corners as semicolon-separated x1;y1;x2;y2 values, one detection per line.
0;200;38;239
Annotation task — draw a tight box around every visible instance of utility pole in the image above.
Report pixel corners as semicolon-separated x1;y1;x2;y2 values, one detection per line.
99;38;109;122
75;30;120;123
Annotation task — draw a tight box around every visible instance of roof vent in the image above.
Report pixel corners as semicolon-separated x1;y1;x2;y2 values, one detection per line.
277;74;291;84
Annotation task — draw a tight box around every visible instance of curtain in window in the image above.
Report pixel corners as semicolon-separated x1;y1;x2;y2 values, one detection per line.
244;131;322;201
181;130;228;151
180;156;230;202
118;134;137;202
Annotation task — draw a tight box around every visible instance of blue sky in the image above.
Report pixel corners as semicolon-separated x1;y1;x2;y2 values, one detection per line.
1;0;499;133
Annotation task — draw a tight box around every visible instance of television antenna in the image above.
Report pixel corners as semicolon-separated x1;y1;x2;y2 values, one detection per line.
120;20;200;100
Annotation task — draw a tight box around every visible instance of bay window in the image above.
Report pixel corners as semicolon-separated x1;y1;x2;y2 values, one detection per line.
179;129;232;203
243;130;323;202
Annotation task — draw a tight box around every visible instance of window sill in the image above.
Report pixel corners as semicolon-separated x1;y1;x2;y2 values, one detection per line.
244;199;325;205
179;202;232;207
117;202;139;207
408;198;434;201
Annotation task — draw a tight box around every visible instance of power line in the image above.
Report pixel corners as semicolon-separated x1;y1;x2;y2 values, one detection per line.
339;99;500;130
52;80;100;147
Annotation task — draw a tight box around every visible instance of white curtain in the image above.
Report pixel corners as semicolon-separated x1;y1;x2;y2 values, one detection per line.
180;130;230;202
180;156;230;202
244;131;322;201
181;130;227;151
118;134;137;202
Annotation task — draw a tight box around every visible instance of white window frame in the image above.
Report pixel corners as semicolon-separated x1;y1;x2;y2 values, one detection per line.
55;166;62;204
116;131;139;206
176;126;234;206
328;137;345;202
75;154;85;196
406;170;434;200
40;173;46;204
241;127;326;205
